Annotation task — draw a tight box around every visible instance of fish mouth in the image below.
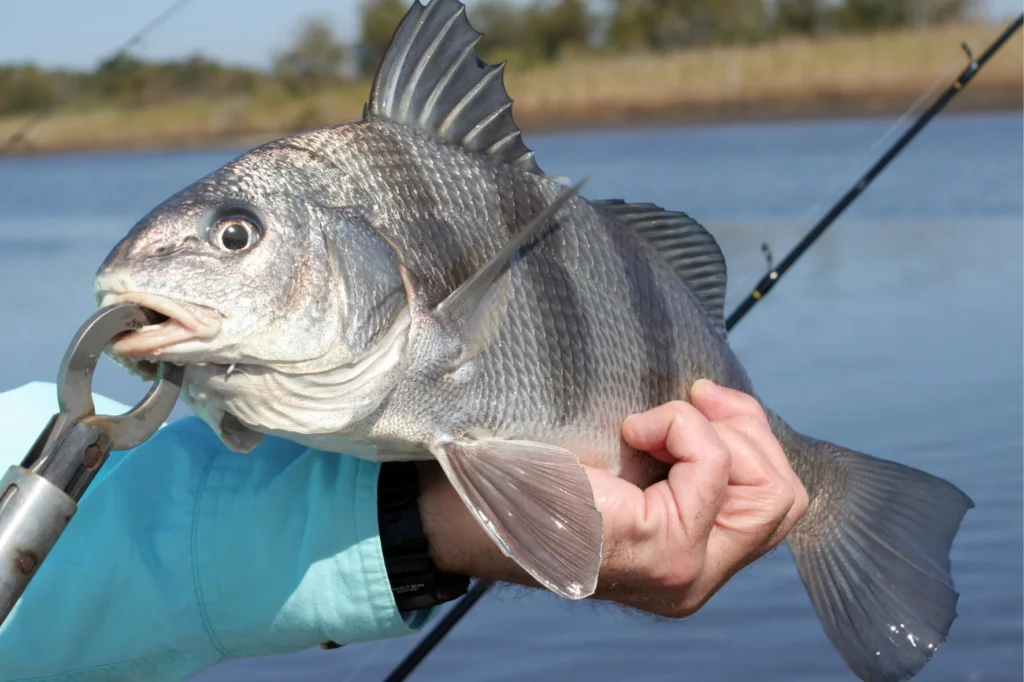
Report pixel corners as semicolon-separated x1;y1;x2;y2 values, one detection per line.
100;292;222;358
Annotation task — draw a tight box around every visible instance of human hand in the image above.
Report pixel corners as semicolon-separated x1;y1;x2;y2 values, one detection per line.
590;379;809;617
418;379;808;618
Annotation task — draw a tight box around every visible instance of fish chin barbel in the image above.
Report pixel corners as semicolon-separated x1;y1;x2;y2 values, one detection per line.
0;303;183;625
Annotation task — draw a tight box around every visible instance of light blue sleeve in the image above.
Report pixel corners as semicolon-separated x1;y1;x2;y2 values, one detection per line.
0;382;435;682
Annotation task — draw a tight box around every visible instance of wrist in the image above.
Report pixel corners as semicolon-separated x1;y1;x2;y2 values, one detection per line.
377;461;470;612
415;461;534;586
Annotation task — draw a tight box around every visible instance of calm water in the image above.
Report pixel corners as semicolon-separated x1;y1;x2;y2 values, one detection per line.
0;111;1020;682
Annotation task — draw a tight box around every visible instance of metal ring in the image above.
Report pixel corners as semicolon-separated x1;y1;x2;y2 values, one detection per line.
57;303;184;450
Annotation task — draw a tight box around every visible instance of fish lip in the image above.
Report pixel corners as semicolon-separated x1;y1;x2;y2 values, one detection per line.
100;292;222;358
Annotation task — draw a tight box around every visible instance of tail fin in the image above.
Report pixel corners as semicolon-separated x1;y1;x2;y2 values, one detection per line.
784;434;974;682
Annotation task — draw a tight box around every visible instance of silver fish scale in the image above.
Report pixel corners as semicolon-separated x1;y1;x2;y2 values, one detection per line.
287;120;754;486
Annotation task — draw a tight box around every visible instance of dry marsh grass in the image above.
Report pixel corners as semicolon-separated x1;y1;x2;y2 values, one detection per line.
506;22;1022;118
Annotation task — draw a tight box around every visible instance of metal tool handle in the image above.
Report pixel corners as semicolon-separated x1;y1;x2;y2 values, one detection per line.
0;302;183;628
0;466;78;622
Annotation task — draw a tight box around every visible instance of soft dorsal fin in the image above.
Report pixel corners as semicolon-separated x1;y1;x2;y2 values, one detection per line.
597;200;728;338
365;0;542;175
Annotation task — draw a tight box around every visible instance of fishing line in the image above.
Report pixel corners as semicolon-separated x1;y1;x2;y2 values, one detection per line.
335;639;392;682
374;12;1024;682
726;12;1022;327
798;13;1024;241
748;43;971;287
791;19;1011;226
0;0;199;156
753;16;1022;275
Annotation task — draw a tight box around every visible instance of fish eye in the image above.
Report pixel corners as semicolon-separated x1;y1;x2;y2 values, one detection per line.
210;213;262;252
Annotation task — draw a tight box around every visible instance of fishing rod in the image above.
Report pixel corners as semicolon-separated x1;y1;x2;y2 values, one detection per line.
380;12;1024;682
0;0;198;156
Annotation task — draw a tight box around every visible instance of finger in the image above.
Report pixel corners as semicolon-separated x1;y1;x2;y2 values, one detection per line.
759;444;808;547
692;380;809;541
709;422;776;488
662;411;733;544
708;424;798;555
624;402;730;482
689;379;767;423
713;410;791;493
623;401;717;465
690;380;786;480
690;381;781;469
765;471;808;549
624;400;733;538
646;449;677;465
622;400;700;453
721;422;805;546
696;383;791;492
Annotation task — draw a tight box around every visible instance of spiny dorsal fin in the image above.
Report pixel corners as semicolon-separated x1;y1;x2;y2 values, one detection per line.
365;0;542;175
597;199;728;338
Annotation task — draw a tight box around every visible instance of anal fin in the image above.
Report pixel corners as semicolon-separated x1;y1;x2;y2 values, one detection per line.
432;437;603;600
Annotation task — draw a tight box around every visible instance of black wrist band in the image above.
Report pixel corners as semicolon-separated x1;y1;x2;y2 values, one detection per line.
377;461;470;612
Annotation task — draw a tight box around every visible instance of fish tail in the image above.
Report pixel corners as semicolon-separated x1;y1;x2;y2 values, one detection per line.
778;425;973;682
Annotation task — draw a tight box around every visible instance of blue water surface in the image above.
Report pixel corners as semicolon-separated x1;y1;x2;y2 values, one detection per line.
0;111;1020;682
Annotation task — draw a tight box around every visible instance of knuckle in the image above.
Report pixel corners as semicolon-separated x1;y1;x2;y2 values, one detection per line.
661;402;700;434
673;593;707;617
727;390;767;420
665;401;705;429
705;441;732;473
665;399;696;417
768;478;796;514
654;556;702;592
793;483;810;517
777;484;797;514
729;414;767;440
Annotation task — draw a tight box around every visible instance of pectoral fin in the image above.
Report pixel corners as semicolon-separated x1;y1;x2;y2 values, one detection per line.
433;179;586;364
432;437;603;600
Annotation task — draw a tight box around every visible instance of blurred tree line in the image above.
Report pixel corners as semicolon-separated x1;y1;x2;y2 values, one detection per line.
0;54;267;115
0;0;977;115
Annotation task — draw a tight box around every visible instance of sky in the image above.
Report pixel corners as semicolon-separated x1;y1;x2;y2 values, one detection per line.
0;0;1020;71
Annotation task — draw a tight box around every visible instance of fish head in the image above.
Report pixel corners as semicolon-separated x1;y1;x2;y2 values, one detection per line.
93;143;410;450
94;151;345;367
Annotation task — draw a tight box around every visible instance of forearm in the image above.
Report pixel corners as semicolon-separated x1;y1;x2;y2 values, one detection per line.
415;461;636;600
416;461;532;586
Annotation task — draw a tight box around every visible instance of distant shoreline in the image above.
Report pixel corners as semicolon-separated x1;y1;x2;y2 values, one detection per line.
4;88;1019;160
3;22;1020;159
